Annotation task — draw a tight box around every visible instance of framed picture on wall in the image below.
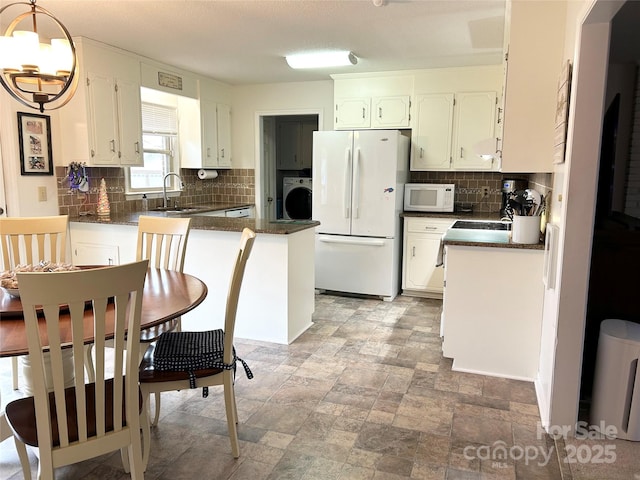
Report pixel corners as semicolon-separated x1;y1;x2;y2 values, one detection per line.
17;112;53;175
553;60;572;164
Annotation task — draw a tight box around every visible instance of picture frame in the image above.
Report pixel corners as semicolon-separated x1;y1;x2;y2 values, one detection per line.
553;60;572;165
17;112;53;176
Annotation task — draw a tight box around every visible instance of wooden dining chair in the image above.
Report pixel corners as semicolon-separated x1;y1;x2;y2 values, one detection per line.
0;215;69;392
84;215;192;425
4;260;149;480
138;228;256;467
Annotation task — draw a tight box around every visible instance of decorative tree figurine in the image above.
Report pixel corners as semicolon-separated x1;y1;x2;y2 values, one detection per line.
96;178;111;217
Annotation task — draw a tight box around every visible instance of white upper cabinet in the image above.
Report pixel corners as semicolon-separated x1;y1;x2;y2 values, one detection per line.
371;96;411;128
411;93;454;170
393;65;503;171
201;101;232;169
334;95;410;129
334;97;370;129
182;100;232;169
276;119;315;170
411;90;498;171
216;103;232;168
200;99;219;168
332;74;414;130
500;0;566;173
452;91;498;171
58;38;143;167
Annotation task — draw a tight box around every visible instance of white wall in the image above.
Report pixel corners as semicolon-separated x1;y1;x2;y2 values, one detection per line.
230;80;334;169
0;90;61;217
537;0;628;433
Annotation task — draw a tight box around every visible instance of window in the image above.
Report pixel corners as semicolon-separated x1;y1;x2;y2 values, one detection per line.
126;102;180;194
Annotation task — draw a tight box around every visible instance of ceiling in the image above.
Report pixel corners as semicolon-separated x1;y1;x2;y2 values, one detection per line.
1;0;507;85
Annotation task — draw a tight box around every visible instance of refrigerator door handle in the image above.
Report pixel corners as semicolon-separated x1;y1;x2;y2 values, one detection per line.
319;236;386;247
344;148;352;218
353;148;361;218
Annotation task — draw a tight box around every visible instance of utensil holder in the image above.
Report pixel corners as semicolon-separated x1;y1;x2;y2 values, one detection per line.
512;215;541;244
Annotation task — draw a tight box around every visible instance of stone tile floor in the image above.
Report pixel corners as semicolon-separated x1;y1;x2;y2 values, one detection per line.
1;293;638;479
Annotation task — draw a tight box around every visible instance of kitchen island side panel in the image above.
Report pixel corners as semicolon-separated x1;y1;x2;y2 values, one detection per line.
69;222;315;344
183;229;315;344
442;244;544;380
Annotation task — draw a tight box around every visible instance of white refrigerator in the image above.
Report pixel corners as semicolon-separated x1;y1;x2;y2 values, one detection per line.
312;130;409;300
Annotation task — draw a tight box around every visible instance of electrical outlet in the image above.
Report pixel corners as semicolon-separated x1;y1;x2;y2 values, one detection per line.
482;186;490;196
37;186;47;202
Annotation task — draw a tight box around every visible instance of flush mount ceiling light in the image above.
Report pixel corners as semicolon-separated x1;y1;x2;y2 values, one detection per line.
0;0;78;112
286;51;358;69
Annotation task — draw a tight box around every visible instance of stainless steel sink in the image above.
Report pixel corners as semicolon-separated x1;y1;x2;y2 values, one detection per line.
151;206;204;214
451;220;511;231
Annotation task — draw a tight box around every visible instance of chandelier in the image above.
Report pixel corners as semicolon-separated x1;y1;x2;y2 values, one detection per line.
0;0;77;112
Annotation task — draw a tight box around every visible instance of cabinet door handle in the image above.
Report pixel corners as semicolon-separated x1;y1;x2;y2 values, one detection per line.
378;107;382;119
221;148;225;158
207;147;211;158
424;226;437;230
362;108;365;119
497;107;503;124
460;147;464;158
412;246;416;257
134;141;140;154
420;147;424;159
109;140;116;153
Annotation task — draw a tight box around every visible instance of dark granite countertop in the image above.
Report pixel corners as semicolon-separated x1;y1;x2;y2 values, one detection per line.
442;228;544;250
400;211;503;221
401;211;544;250
70;204;319;235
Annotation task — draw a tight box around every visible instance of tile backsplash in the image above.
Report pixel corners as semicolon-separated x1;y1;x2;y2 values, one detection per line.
55;164;552;218
409;171;553;214
56;167;255;217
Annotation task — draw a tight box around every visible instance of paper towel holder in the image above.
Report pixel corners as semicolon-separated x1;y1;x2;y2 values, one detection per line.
197;169;218;180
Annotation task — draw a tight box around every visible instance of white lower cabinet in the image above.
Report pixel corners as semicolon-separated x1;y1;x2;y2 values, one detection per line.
402;217;455;297
441;244;544;380
70;223;136;266
72;242;120;266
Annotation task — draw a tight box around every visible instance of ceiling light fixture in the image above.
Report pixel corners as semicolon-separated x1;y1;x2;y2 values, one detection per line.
0;0;78;112
286;51;358;69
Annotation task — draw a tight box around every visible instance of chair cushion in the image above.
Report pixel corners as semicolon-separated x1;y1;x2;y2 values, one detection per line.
5;378;143;448
148;329;253;393
139;342;225;384
152;330;227;374
139;333;252;388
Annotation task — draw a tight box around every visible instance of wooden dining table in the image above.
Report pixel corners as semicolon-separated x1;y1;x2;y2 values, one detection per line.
0;267;207;444
0;267;208;357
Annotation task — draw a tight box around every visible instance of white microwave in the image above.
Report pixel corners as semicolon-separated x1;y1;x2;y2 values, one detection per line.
404;183;455;212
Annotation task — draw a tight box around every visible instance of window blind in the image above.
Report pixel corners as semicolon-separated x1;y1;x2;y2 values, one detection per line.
142;103;178;134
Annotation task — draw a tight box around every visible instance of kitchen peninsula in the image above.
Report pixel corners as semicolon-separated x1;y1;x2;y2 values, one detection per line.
70;211;319;344
440;224;545;381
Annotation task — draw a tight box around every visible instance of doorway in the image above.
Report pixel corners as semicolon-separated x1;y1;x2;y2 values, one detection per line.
580;1;640;412
256;112;319;221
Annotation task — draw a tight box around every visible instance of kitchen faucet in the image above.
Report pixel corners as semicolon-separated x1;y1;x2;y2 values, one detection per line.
163;172;184;208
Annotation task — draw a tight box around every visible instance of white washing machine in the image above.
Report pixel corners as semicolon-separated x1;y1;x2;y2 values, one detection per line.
283;177;312;220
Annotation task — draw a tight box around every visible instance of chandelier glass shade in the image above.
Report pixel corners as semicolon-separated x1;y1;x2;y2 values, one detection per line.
0;0;77;112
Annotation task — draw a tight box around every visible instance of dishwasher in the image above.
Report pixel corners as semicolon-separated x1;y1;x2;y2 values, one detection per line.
225;207;252;218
